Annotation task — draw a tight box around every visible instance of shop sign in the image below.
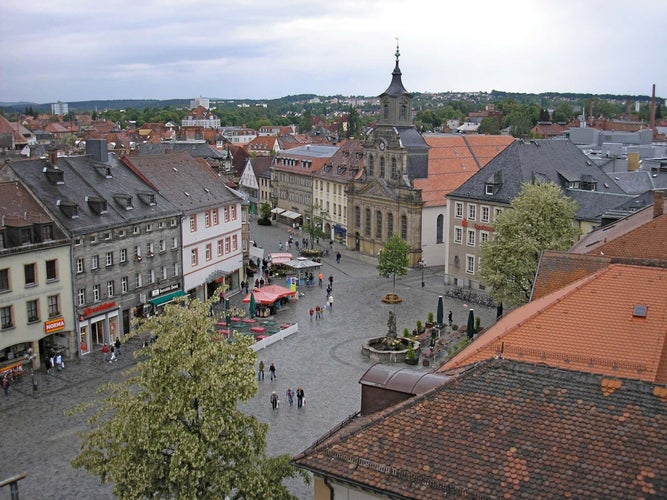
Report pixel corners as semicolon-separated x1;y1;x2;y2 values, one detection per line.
84;301;117;318
45;317;66;334
474;223;494;232
151;283;180;297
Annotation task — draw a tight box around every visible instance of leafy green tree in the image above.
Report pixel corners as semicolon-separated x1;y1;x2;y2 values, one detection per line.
553;102;574;123
258;202;272;225
299;109;313;133
478;117;500;135
301;208;327;249
346;106;362;138
479;182;579;307
377;233;410;296
70;294;307;499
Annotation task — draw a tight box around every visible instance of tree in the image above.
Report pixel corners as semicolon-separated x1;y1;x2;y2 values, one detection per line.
478;117;500;135
301;208;327;249
257;202;272;226
479;182;579;307
299;109;313;133
70;294;307;499
377;233;410;296
345;106;362;138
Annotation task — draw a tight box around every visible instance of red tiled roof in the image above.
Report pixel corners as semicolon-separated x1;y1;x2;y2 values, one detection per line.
294;358;667;498
440;264;667;383
417;135;514;207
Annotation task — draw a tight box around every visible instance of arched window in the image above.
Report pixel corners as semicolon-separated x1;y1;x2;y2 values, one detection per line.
387;212;394;239
400;104;407;120
401;214;408;240
380;157;385;178
376;210;383;238
391;157;397;178
365;208;372;236
383;104;389;119
368;155;374;176
354;206;361;228
436;214;444;244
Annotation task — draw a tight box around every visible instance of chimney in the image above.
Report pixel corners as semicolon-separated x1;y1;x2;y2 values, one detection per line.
47;147;58;166
651;84;657;132
654;190;665;218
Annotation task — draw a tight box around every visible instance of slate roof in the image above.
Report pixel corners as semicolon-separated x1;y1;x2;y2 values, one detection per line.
311;139;364;182
122;151;241;213
416;135;514;207
440;264;667;384
293;358;667;499
3;155;180;235
447;139;635;222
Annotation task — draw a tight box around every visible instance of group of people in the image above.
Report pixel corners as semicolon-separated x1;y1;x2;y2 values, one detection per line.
101;337;123;363
271;386;306;410
258;360;277;382
309;295;334;320
44;351;64;373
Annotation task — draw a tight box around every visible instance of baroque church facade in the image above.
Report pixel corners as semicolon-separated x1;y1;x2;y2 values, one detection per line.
346;46;428;265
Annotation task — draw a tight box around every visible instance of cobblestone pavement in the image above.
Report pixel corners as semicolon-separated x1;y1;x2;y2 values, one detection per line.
0;219;498;500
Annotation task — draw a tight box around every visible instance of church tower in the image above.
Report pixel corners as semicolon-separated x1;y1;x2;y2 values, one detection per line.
378;43;413;127
346;43;427;265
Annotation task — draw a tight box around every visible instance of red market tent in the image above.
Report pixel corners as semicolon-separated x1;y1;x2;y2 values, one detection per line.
242;285;296;305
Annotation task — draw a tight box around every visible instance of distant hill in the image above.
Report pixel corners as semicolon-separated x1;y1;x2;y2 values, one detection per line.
0;90;660;115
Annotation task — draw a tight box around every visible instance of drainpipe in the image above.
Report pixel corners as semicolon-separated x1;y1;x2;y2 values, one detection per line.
323;477;334;499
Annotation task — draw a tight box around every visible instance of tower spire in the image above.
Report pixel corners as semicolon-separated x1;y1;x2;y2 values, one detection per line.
395;37;400;64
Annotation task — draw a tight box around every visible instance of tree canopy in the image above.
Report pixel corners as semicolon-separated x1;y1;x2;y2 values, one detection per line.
377;233;411;295
479;182;579;307
70;293;307;499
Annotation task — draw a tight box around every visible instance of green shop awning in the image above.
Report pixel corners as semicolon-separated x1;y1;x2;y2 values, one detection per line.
150;290;187;307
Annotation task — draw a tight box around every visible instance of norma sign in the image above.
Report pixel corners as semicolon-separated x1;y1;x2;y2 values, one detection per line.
45;317;66;334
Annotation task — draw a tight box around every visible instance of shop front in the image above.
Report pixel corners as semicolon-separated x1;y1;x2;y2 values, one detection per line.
39;316;74;361
149;285;187;314
78;301;121;356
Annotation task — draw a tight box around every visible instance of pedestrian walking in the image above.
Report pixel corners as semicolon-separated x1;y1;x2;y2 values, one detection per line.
326;284;332;298
258;360;265;381
279;241;283;251
328;275;334;288
286;387;295;407
328;295;333;310
336;251;341;264
55;353;64;370
44;355;52;374
448;310;453;326
2;375;10;398
309;308;314;321
315;305;322;320
102;343;110;363
270;391;279;410
318;272;323;287
114;337;122;356
296;387;305;408
269;362;277;381
109;346;116;363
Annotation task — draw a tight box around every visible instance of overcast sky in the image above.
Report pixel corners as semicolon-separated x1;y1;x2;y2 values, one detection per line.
1;0;666;104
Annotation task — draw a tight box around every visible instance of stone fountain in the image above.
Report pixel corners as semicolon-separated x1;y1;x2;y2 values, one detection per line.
361;311;419;363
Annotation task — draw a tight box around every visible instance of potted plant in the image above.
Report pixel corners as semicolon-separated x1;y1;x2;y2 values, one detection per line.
425;312;435;328
416;320;424;334
405;343;418;365
403;327;411;338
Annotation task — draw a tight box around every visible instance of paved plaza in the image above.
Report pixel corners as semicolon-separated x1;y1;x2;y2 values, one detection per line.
0;220;498;500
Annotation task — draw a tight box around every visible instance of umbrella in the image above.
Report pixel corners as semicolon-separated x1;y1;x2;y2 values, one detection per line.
436;296;444;328
249;292;257;318
467;309;475;340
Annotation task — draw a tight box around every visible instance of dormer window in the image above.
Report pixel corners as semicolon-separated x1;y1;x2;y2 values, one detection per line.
114;193;133;210
57;199;79;219
324;164;332;172
138;192;157;206
485;184;494;195
85;196;108;215
337;166;347;176
43;167;64;184
95;164;113;178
